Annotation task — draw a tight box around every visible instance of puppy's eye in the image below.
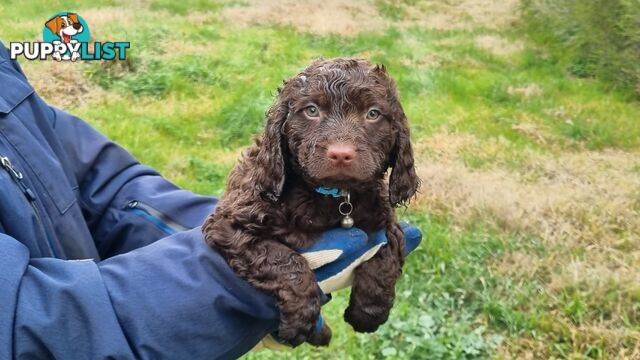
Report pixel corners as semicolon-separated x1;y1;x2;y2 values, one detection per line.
304;105;320;118
366;109;381;121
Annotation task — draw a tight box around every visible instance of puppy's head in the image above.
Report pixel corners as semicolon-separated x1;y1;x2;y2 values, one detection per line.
45;13;83;40
256;58;420;206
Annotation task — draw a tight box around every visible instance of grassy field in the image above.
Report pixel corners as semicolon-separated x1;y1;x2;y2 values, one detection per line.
3;0;640;358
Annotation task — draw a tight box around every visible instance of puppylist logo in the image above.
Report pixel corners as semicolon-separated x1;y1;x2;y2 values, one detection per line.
10;12;130;61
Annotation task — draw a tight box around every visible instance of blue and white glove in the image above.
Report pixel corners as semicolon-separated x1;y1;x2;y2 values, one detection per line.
254;222;422;350
302;222;422;293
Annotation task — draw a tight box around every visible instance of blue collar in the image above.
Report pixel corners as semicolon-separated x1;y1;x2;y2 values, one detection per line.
315;186;343;198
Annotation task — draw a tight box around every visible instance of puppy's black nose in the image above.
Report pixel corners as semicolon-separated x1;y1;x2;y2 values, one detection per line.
327;143;356;165
73;23;82;30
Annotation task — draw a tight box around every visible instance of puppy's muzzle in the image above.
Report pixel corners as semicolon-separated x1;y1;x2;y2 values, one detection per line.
326;143;356;167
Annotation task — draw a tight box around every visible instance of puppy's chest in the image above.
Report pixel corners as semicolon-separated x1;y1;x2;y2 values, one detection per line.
281;195;344;232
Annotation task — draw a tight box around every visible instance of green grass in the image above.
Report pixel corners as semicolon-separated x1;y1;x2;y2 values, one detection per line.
522;0;640;99
3;0;640;358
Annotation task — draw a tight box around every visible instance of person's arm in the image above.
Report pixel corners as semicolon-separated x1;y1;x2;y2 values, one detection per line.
1;228;279;360
48;106;217;258
2;224;422;359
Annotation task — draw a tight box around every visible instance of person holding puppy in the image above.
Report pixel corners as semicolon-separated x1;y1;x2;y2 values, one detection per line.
0;42;421;359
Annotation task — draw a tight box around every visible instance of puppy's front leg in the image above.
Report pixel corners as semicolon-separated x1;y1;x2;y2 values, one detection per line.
344;222;405;332
214;234;328;346
255;240;326;346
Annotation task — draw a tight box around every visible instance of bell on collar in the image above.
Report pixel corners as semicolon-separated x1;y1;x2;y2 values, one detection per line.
338;191;354;228
341;215;354;228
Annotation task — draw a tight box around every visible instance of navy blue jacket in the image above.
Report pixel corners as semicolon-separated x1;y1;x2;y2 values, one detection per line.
0;43;279;359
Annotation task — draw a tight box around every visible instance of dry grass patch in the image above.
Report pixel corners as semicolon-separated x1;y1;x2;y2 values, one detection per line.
80;7;138;36
419;132;481;160
492;250;544;279
507;83;543;99
186;11;217;25
22;61;105;109
475;34;525;56
221;0;386;36
416;149;640;244
416;161;525;230
400;0;521;31
548;258;640;295
221;0;521;36
503;328;640;360
567;326;640;359
462;0;521;29
511;122;548;144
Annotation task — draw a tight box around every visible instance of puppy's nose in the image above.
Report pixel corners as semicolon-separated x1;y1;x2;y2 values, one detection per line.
327;143;356;165
73;23;82;30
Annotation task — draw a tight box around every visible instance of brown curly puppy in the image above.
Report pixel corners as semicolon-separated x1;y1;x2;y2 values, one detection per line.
203;58;420;347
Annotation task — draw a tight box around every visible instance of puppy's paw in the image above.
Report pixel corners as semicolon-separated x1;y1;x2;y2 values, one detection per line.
276;321;314;347
344;305;389;333
307;322;332;347
277;301;321;347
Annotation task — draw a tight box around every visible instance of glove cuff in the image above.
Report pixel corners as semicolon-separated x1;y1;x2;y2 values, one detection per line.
313;314;324;335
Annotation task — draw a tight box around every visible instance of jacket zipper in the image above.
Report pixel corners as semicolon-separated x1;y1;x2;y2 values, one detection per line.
126;200;189;235
1;155;57;257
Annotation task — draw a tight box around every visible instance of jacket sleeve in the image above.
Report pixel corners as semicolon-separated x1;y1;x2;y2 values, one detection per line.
0;227;279;360
48;106;217;258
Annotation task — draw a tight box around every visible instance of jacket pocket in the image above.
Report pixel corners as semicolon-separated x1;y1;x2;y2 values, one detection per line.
0;59;76;215
125;200;189;235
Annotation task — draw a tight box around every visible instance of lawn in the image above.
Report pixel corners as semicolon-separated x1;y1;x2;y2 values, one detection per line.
3;0;639;358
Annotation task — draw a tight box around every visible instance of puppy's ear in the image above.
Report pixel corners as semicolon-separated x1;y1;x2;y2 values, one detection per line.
385;76;420;207
254;82;292;202
67;13;79;24
45;17;63;34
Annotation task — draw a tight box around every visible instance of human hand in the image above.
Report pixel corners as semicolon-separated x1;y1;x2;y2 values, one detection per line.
301;222;422;294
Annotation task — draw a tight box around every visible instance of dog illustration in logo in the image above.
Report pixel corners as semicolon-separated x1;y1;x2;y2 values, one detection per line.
45;13;83;61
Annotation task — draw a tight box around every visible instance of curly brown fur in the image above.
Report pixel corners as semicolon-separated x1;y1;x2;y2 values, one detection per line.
203;58;420;346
